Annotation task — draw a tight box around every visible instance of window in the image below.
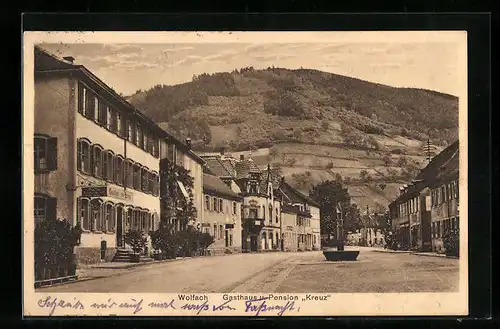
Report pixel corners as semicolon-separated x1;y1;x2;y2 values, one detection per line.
134;164;141;190
98;98;107;125
440;186;446;204
141;167;149;192
431;222;435;238
249;182;258;194
135;123;141;146
269;204;273;220
128;120;134;143
78;83;86;115
126;209;133;231
148;172;154;194
176;149;184;167
106;106;113;130
125;160;134;188
219;225;224;240
219;199;223;213
77;139;91;173
80;198;90;230
34;196;47;223
114;156;124;185
249;208;258;219
154;174;160;197
437;221;441;238
205;196;210;210
233;202;237;215
151;136;157;157
116;112;123;137
34;135;57;171
143;130;149;152
213;197;218;212
93;146;103;178
90;199;103;232
104;151;114;181
93;96;100;123
105;203;115;232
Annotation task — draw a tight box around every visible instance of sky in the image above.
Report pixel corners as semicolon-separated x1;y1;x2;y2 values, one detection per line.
39;39;463;97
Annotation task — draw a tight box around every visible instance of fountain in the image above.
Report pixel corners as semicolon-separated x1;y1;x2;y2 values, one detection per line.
322;204;360;261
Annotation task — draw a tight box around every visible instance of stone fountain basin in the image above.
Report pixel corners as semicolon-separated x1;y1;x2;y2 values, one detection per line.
322;249;360;261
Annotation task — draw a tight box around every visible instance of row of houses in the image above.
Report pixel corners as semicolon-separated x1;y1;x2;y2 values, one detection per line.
388;140;459;253
33;46;321;265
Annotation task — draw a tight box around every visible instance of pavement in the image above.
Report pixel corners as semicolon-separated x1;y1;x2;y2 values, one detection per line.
38;247;460;293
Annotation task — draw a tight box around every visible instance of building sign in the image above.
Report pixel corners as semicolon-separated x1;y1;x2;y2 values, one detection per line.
225;224;234;229
82;186;107;197
107;186;133;202
201;223;211;227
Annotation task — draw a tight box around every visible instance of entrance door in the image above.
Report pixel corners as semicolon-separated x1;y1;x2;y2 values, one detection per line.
250;235;258;251
116;207;123;248
225;230;229;247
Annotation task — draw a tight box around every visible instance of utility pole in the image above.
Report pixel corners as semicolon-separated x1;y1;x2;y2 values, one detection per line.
423;139;435;164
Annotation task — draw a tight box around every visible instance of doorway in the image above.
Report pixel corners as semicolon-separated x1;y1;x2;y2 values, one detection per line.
250;235;258;252
116;207;123;248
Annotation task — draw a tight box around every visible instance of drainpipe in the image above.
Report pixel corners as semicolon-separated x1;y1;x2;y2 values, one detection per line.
68;77;77;226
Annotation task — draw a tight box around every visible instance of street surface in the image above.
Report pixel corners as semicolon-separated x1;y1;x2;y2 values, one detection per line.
40;248;459;293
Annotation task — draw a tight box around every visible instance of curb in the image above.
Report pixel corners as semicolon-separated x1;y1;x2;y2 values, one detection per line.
411;252;459;260
372;249;411;254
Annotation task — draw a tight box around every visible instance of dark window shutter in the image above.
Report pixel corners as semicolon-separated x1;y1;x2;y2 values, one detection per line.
89;146;94;175
77;84;84;114
47;137;58;170
77;141;82;171
76;197;81;224
46;197;57;221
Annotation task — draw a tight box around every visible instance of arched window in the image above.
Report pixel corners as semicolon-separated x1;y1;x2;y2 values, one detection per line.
90;199;103;232
103;150;114;181
125;159;133;188
78;198;90;230
105;202;115;232
141;167;149;192
77;138;92;173
114;155;124;185
92;145;104;178
133;164;142;190
126;208;133;232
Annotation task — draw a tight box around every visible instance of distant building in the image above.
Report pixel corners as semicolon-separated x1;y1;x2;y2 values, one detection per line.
388;141;459;253
202;173;243;254
276;179;321;251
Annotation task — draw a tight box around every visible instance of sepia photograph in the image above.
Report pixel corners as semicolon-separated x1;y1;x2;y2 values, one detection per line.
23;31;468;316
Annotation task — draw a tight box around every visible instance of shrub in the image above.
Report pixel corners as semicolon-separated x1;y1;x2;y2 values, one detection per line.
443;228;459;257
34;218;80;280
124;230;148;255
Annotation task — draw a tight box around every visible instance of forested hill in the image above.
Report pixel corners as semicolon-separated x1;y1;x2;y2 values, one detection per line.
127;67;458;152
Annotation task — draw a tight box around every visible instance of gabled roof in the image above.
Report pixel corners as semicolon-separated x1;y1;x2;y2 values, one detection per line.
390;140;459;206
235;158;261;179
203;173;242;201
278;180;321;207
34;46;205;165
201;156;235;178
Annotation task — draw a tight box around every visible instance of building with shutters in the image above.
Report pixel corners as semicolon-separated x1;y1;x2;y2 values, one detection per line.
276;179;322;251
33;46;203;265
388;141;459;253
202;173;243;254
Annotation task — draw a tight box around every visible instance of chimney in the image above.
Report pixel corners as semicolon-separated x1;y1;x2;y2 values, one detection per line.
63;56;75;64
185;138;192;149
240;154;244;160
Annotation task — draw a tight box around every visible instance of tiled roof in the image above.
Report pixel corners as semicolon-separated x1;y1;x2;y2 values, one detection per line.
202;156;234;178
390;140;459;206
278;181;321;207
35;46;81;71
203;173;242;200
235;159;261;179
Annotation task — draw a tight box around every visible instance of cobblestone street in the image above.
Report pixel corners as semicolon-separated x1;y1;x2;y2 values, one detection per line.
39;247;459;293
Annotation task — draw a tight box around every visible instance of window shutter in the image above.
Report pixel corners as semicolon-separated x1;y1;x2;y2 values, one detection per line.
77;141;82;171
77;84;84;114
47;137;58;170
46;197;57;221
89;146;94;175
